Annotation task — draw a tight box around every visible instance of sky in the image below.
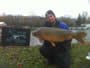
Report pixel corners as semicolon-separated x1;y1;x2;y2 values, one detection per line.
0;0;89;18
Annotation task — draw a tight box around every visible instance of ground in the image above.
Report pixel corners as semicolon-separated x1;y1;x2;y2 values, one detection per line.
0;42;90;68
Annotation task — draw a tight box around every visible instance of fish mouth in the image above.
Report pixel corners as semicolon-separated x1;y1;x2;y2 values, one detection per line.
32;32;37;36
32;31;40;37
32;28;41;37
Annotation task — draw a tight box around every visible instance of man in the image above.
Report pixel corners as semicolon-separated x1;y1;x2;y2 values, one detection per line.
39;10;72;68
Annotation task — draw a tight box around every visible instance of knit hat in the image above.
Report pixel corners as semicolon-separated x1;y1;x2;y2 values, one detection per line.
45;10;55;17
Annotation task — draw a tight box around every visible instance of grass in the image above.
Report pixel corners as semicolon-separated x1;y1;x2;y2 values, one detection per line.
0;42;90;68
71;43;90;68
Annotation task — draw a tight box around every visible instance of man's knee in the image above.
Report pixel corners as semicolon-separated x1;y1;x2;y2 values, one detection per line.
39;46;52;59
39;46;43;54
55;54;71;68
39;46;48;57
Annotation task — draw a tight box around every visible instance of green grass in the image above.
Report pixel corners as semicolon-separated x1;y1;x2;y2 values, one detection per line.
71;43;90;68
0;43;90;68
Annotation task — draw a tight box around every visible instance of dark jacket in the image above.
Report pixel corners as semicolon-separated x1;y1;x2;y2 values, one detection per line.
43;20;71;52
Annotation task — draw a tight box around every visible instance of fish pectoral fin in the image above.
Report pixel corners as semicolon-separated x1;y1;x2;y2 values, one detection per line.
76;38;85;43
50;41;56;47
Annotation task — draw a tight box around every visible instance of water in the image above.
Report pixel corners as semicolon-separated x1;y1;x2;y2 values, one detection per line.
85;29;90;41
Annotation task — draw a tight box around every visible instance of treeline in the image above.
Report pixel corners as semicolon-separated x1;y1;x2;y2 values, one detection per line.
0;15;46;27
0;12;89;27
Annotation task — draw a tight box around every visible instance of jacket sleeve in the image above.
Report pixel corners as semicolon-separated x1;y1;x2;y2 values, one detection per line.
59;22;69;30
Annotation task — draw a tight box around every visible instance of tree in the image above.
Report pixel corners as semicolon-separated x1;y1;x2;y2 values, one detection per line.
82;11;88;24
76;14;82;26
76;12;88;26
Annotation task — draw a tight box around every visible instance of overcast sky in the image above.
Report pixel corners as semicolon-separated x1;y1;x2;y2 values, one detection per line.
0;0;89;18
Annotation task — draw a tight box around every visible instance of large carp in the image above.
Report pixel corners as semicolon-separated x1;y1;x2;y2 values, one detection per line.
32;27;87;47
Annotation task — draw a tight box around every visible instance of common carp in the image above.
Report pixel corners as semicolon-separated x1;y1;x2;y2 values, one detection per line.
32;27;87;47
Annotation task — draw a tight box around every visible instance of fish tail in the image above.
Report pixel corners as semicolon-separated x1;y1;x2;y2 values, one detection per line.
76;38;85;43
74;32;87;43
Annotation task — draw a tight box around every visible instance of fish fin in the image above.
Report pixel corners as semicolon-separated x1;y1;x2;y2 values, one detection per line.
50;41;56;47
81;32;87;38
77;32;87;38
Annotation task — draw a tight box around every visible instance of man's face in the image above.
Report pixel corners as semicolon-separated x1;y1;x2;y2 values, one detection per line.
46;14;56;23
